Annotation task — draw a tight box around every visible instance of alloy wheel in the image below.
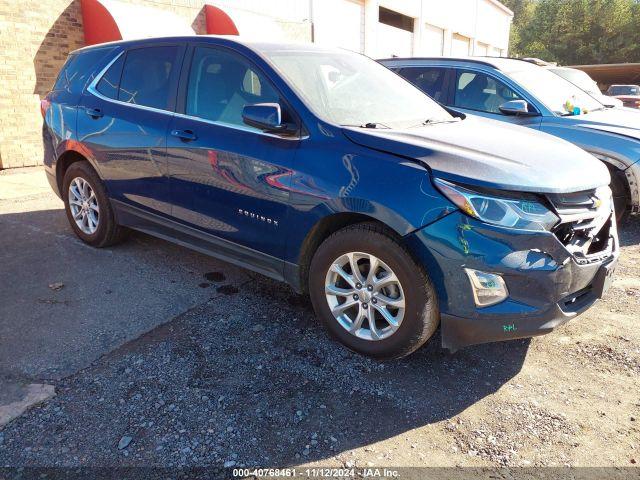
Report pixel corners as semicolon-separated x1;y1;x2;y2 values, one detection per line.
68;177;100;235
324;251;406;341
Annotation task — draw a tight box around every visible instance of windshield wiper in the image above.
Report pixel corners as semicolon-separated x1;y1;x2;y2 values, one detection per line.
341;122;392;129
413;118;460;127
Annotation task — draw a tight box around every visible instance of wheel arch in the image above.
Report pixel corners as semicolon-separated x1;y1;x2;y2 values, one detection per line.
55;144;104;196
293;212;402;294
56;151;87;194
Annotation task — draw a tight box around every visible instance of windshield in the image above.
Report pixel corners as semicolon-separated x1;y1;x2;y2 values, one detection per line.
263;49;453;129
508;67;603;115
609;85;640;96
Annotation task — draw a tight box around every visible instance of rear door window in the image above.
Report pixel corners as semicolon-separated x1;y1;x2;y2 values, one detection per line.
397;67;449;103
453;69;523;114
53;48;114;94
118;46;181;110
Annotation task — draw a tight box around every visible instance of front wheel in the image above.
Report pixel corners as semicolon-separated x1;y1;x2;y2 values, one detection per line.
309;223;439;359
609;168;629;224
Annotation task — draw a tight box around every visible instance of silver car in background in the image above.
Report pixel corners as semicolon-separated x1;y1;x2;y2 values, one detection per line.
546;66;623;108
381;57;640;220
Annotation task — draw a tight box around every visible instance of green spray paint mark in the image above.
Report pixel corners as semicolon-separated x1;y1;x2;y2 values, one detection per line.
503;324;517;332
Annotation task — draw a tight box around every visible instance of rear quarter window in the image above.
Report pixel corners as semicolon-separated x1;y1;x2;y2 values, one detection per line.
96;54;125;100
53;48;114;95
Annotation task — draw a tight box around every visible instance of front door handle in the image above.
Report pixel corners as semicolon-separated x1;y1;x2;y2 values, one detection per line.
171;129;197;142
84;107;103;118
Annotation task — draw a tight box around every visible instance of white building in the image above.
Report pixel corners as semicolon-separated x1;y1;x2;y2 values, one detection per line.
210;0;513;58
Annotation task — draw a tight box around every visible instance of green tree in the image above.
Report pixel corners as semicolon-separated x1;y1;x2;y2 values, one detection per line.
503;0;640;64
500;0;536;55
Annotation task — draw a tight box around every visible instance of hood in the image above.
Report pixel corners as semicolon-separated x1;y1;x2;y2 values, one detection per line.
571;108;640;142
598;95;624;108
342;117;609;194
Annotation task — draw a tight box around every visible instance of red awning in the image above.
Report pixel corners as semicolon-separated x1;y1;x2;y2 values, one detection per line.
204;4;239;35
81;0;195;46
203;3;285;40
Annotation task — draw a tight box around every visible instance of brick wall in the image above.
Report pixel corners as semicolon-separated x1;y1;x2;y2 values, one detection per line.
0;0;311;169
0;1;85;169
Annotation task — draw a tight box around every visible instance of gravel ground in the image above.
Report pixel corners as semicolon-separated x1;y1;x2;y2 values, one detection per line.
0;178;639;475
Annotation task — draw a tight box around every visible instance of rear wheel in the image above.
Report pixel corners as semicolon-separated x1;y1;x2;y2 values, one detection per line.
309;223;439;359
62;162;127;247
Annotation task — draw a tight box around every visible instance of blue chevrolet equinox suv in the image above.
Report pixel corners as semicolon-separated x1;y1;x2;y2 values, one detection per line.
42;37;618;358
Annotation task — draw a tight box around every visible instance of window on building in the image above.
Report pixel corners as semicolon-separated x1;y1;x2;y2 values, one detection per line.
118;46;180;110
186;47;280;128
96;54;124;100
379;7;414;32
53;48;114;94
398;67;449;103
453;70;522;114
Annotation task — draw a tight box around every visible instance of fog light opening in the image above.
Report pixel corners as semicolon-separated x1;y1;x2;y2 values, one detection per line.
464;268;509;307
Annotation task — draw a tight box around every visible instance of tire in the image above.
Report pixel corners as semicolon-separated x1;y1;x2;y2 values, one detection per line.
609;168;629;224
309;222;439;359
62;161;128;247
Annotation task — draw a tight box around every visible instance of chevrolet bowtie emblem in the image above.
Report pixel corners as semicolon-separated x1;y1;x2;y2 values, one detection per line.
591;196;602;209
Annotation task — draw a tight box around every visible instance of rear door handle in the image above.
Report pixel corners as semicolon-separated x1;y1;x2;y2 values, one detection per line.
171;129;197;142
84;107;103;118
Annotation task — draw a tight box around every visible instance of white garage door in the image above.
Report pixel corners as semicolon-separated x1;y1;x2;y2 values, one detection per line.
376;23;413;58
423;23;444;56
475;42;489;57
451;33;471;57
313;0;365;53
490;46;504;57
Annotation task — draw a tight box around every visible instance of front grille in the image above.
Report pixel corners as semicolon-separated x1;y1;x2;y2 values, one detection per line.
547;186;615;264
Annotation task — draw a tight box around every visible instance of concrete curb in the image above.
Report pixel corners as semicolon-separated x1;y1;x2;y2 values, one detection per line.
0;383;56;427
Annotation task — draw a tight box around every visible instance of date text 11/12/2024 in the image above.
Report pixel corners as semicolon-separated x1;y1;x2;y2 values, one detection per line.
231;467;400;478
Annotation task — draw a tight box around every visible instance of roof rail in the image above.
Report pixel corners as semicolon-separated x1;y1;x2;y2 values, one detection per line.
377;57;498;68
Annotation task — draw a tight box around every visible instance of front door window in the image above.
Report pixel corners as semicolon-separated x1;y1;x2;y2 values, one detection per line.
186;47;280;129
454;70;523;114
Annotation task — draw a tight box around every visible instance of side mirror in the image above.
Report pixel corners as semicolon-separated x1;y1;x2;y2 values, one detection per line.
242;103;285;132
499;100;537;116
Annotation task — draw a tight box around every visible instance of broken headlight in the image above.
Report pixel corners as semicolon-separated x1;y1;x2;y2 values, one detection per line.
434;178;559;231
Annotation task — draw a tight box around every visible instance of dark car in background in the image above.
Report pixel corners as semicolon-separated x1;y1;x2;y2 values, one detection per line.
381;57;640;220
606;84;640;109
42;37;618;358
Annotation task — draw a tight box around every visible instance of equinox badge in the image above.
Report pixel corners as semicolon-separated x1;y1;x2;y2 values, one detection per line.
238;209;278;226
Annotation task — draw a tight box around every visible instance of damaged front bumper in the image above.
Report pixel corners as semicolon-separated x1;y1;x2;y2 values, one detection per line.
405;205;619;352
